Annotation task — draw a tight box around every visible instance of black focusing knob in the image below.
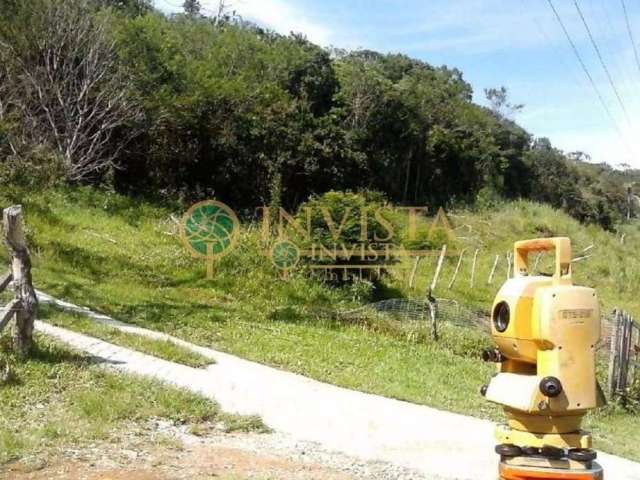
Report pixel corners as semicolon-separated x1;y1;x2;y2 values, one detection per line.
539;376;563;397
481;349;503;362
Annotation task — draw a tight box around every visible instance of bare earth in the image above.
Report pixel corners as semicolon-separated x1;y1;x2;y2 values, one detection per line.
1;421;425;480
3;444;350;480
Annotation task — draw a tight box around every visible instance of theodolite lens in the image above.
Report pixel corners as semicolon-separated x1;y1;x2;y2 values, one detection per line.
493;301;510;332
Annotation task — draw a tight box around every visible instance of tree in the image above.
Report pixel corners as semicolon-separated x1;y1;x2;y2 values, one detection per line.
0;0;141;181
183;0;201;16
0;2;612;228
484;86;523;119
97;0;152;16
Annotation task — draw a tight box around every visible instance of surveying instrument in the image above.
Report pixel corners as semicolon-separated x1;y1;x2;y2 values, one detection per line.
482;237;605;479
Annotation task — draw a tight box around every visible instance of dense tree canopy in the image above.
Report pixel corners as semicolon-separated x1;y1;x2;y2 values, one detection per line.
0;0;631;228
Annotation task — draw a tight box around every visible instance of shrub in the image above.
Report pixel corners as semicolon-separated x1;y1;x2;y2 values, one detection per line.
0;149;65;192
287;190;403;280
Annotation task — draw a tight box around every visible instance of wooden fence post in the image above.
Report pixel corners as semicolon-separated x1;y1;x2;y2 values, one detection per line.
448;248;466;289
608;310;620;396
428;299;438;341
469;249;479;288
488;254;499;284
630;320;638;392
3;205;37;356
430;244;447;293
607;309;640;400
408;256;422;290
620;313;632;394
533;252;542;273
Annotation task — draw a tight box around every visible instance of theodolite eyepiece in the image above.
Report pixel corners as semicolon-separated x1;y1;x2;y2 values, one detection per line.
483;237;605;480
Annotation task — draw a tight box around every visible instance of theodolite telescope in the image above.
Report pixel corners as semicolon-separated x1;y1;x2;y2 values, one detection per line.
481;237;606;480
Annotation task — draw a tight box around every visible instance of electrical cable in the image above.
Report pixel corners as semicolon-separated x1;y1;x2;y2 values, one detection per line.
546;0;634;157
572;0;631;123
621;0;640;75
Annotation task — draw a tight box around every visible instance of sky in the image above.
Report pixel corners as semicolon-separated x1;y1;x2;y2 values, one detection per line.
154;0;640;168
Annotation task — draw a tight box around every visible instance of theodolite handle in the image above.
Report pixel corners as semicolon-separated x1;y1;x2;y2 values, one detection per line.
513;237;572;284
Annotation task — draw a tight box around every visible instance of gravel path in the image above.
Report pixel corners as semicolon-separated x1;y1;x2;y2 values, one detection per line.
36;292;640;480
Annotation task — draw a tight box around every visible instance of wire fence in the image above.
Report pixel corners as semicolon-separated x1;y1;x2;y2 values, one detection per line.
335;296;490;342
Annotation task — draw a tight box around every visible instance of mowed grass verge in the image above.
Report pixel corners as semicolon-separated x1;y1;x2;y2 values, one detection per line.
39;304;213;368
0;187;638;461
0;334;265;465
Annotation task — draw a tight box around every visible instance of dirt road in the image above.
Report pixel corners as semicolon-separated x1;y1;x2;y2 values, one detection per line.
34;293;640;480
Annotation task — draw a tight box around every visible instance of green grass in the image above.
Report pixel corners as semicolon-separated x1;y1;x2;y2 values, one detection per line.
391;201;640;316
0;334;265;464
39;304;213;368
0;187;639;460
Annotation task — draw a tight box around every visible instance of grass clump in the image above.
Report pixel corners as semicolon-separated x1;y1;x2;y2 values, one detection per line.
0;334;265;464
39;304;212;368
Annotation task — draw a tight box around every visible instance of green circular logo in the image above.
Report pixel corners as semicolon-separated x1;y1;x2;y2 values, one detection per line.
271;240;300;270
181;200;240;259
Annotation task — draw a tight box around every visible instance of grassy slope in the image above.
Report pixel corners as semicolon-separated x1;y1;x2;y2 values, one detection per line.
398;201;639;316
0;187;638;460
0;335;264;464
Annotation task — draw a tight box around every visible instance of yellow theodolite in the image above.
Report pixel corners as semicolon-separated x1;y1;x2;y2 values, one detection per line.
481;237;606;480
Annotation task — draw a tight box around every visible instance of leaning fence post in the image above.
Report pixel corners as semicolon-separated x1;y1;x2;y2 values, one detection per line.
430;244;447;293
448;248;466;289
533;252;542;273
469;249;479;287
3;205;37;356
408;256;422;290
487;254;500;284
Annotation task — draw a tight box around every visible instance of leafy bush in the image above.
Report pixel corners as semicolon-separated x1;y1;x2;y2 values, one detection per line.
0;149;65;192
296;190;400;244
400;224;451;251
285;190;403;280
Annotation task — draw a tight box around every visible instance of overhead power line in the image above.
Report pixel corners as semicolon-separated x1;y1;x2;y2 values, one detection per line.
621;0;640;76
521;0;589;93
572;0;631;124
545;0;627;140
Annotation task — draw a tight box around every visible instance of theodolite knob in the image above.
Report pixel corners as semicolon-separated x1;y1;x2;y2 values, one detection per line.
539;376;563;397
481;348;503;362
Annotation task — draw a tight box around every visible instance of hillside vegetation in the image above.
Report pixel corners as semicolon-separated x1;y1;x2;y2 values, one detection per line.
398;200;640;316
2;0;640;466
0;187;638;460
0;0;635;230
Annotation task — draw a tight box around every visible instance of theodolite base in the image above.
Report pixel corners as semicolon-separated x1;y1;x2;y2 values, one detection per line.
499;459;603;479
496;424;591;449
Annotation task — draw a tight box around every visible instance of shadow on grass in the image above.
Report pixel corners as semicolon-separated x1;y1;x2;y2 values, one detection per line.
266;305;349;333
110;301;228;329
0;328;126;381
372;281;407;301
